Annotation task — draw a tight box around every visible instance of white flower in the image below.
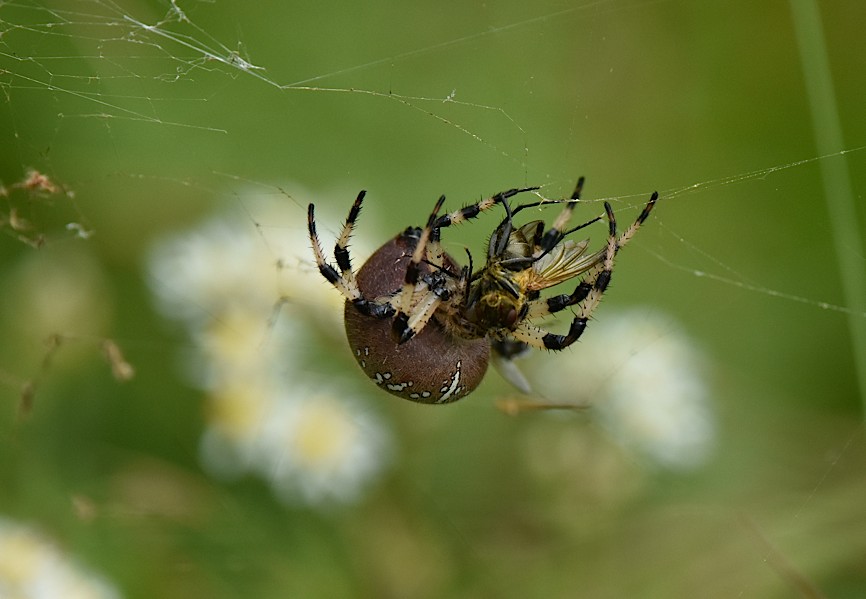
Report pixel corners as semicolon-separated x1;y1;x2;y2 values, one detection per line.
147;186;392;508
147;217;287;326
0;517;122;599
198;383;390;507
256;390;390;506
531;308;715;470
196;376;282;480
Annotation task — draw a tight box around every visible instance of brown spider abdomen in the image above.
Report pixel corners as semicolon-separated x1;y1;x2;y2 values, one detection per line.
344;229;490;403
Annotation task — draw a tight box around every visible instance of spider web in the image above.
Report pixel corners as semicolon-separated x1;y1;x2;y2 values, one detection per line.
1;0;865;596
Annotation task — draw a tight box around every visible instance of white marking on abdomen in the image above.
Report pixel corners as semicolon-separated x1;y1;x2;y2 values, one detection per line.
437;360;462;403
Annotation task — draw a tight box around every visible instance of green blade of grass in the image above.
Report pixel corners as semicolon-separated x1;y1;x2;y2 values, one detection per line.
790;0;866;415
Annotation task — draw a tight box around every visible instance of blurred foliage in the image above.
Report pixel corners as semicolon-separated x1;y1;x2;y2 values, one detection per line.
1;1;865;598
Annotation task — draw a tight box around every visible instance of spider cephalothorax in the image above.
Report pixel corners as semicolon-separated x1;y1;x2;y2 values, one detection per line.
308;179;657;403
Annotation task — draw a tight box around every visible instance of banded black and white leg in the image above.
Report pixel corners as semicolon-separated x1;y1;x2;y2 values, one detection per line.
392;180;593;346
391;186;539;343
512;191;659;350
532;177;586;259
391;195;448;342
494;178;602;271
529;191;659;321
307;191;395;318
425;186;541;271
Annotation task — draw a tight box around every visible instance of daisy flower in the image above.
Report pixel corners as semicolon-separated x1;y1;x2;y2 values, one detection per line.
531;308;715;470
0;517;122;599
147;186;391;507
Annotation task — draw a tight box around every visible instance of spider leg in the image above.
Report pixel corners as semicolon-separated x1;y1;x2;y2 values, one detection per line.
392;195;446;342
508;220;605;350
510;222;600;348
524;277;594;320
496;178;599;271
615;191;658;246
308;202;361;301
431;187;540;235
508;319;588;351
393;186;538;343
399;288;446;342
308;195;395;319
507;193;650;352
528;191;659;319
427;186;540;263
533;177;585;258
333;190;365;289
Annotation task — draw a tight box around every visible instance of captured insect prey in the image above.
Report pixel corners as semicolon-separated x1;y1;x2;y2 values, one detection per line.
308;179;658;403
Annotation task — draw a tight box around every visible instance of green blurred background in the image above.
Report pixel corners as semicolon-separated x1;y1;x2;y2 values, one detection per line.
1;0;865;597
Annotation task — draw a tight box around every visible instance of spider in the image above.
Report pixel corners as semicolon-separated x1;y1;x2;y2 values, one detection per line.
308;178;657;403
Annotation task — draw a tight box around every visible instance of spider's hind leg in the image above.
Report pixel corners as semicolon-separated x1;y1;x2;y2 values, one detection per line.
332;190;365;289
308;192;395;319
308;201;361;301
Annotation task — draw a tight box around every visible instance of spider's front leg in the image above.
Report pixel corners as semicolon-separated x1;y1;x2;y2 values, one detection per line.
431;186;540;234
526;191;659;320
497;178;602;272
308;193;395;319
533;177;585;258
514;191;658;351
509;315;588;351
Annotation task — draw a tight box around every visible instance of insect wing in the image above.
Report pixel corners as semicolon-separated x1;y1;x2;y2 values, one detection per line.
500;221;543;259
526;239;602;291
491;339;533;394
516;221;544;244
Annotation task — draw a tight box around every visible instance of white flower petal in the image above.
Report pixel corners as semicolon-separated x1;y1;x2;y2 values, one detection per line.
533;308;715;470
0;518;122;599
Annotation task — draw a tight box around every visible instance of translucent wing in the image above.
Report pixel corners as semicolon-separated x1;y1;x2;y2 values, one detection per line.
501;221;543;260
525;238;603;291
491;339;533;394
